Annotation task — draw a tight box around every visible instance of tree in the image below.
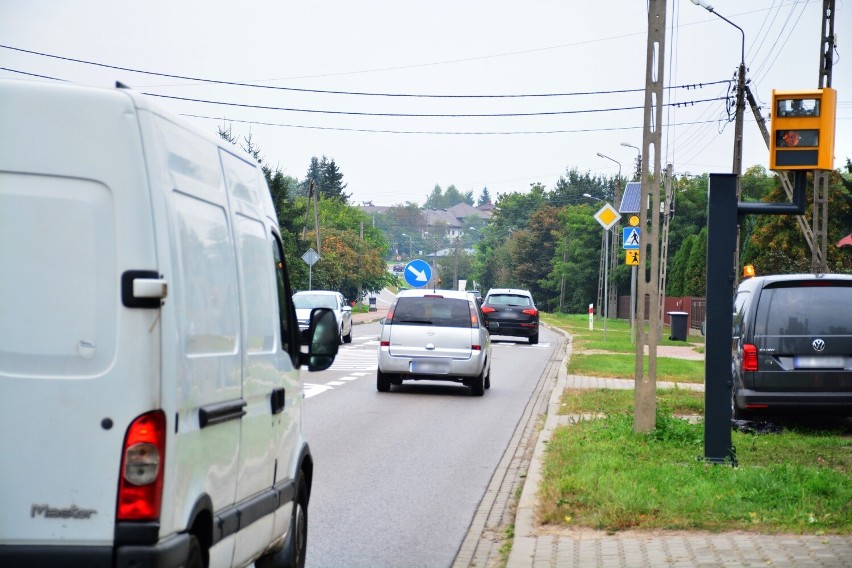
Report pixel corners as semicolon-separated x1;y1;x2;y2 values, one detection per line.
682;228;707;296
300;156;350;202
293;198;390;298
551;204;602;313
319;157;350;202
742;170;852;274
478;187;492;206
506;205;562;305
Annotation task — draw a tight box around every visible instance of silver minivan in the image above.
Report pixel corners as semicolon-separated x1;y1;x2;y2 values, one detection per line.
377;289;492;396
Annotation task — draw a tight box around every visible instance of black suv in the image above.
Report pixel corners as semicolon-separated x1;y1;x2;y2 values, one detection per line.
481;288;540;344
731;273;852;418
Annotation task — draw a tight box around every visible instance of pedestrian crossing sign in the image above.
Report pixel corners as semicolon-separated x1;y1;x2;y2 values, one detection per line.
625;250;640;266
622;227;641;249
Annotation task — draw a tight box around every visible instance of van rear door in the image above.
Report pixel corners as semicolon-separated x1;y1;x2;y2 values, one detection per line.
0;81;161;546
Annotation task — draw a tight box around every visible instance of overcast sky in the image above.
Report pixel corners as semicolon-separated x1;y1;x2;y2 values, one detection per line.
2;0;849;206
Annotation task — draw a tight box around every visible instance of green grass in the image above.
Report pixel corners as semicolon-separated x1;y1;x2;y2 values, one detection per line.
559;387;705;416
536;313;851;535
542;313;705;382
539;393;852;534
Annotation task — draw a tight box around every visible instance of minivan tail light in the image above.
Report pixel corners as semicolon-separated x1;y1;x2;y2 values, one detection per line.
117;411;166;521
742;344;758;372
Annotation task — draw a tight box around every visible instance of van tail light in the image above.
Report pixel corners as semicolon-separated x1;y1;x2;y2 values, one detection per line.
481;306;496;314
522;308;539;317
117;411;166;521
742;344;758;372
468;301;479;327
380;340;390;347
385;302;397;323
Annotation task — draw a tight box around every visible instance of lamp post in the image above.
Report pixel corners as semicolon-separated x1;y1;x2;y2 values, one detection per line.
584;192;610;341
691;0;746;284
620;142;641;181
620;142;641;345
595;152;622;192
595;153;623;338
690;0;746;193
400;233;414;259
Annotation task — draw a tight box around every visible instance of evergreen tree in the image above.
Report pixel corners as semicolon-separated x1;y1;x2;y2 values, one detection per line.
478;187;492;206
318;156;350;202
425;184;444;208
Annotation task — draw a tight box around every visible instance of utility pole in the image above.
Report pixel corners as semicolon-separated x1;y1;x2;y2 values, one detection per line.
634;0;666;433
658;164;674;325
301;179;321;255
812;0;835;273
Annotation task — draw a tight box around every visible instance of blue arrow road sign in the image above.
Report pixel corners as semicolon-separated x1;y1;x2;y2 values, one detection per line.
404;259;432;288
623;227;641;249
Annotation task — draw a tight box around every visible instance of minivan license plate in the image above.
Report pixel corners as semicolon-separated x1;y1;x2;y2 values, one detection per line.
793;356;845;369
411;359;450;374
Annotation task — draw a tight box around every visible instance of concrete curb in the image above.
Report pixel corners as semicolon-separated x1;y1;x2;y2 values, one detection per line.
507;324;572;568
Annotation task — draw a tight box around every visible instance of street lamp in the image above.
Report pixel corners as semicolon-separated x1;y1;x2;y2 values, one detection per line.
620;142;641;181
620;142;641;345
583;192;611;341
400;233;414;258
595;152;622;196
689;0;746;179
596;153;623;331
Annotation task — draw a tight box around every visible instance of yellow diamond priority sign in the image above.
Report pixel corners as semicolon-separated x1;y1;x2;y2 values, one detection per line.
593;203;621;230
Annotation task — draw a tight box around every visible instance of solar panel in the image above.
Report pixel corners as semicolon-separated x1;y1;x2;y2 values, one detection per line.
619;181;642;214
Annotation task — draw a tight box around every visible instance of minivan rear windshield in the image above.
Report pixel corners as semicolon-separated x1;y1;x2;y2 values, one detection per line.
754;284;852;336
393;297;471;327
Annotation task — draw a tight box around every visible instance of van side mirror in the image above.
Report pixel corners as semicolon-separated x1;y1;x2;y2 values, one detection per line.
300;308;339;371
487;321;500;332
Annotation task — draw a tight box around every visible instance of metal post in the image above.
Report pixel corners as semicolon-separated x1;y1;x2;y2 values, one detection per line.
630;265;637;344
604;228;609;341
704;174;738;464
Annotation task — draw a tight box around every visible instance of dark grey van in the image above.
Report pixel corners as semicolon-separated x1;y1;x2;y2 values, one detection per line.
732;273;852;418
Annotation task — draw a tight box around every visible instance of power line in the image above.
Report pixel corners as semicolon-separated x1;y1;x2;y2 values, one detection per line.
184;113;727;135
0;44;728;99
147;92;726;118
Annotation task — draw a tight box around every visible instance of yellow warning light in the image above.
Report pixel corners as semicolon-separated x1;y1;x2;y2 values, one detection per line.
742;265;756;279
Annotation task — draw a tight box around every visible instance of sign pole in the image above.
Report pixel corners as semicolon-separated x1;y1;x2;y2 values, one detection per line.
604;228;609;341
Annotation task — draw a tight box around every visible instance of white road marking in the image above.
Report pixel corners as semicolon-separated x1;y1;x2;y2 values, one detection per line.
303;383;334;399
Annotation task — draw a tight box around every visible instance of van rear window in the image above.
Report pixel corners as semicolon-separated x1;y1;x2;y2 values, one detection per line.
754;285;852;336
393;298;471;328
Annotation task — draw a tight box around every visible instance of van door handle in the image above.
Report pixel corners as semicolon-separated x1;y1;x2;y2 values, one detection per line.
122;270;167;308
271;388;286;415
199;399;247;428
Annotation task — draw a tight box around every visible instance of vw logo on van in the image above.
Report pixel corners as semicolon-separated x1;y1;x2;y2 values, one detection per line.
812;339;826;352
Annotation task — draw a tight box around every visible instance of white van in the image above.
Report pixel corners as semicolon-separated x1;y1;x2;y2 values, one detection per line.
0;79;339;568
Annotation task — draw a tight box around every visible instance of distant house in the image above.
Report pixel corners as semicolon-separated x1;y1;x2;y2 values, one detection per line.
359;202;493;241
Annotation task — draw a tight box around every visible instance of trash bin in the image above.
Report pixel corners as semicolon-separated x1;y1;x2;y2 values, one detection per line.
369;297;377;312
667;311;689;341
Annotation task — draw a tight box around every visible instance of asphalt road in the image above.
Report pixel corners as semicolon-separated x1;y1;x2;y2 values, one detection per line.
301;322;559;568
